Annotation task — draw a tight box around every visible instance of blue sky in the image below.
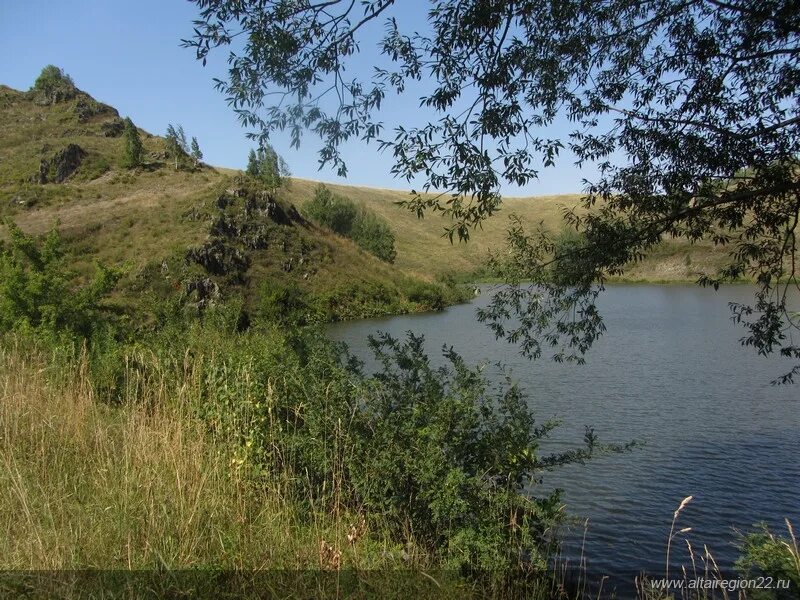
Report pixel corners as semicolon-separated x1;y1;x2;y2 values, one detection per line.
0;0;591;195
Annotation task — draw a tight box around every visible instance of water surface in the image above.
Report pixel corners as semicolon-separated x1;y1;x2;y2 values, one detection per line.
328;284;799;588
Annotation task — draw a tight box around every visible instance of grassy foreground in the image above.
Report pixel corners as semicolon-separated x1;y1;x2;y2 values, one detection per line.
3;334;797;599
0;325;575;598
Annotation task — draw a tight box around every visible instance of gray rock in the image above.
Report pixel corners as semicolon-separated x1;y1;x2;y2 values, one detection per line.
100;118;125;137
36;144;86;184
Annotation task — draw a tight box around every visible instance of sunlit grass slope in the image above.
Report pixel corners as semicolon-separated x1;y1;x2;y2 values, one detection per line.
285;180;731;283
1;79;730;290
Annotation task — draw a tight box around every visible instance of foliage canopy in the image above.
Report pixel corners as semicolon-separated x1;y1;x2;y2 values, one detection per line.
185;0;800;380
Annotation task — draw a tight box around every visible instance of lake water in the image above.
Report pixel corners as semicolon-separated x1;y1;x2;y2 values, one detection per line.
329;284;799;591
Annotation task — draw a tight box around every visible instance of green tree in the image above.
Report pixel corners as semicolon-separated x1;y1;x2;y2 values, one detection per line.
186;1;800;381
30;65;76;104
0;221;119;340
122;117;143;169
246;149;259;178
165;123;187;170
244;144;289;189
190;136;203;168
176;125;188;154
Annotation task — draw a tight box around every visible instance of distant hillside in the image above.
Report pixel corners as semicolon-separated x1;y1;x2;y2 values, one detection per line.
1;72;733;330
284;181;732;284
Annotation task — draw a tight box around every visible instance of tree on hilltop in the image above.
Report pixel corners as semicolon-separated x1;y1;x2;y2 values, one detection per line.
165;123;189;170
31;65;77;104
185;0;800;381
245;144;289;189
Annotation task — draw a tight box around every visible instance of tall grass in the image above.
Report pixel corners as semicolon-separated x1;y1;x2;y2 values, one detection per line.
0;337;569;597
0;339;341;570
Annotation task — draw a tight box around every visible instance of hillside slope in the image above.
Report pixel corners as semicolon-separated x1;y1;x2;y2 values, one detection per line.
285;181;731;283
0;82;466;322
1;72;733;325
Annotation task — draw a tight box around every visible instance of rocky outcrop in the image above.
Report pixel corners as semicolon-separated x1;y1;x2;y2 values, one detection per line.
185;186;316;299
74;94;118;123
186;238;251;280
184;277;220;310
100;118;125;137
36;144;86;183
31;83;77;106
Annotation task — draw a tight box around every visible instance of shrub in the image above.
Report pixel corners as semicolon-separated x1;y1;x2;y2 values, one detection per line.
351;210;397;263
404;281;446;311
304;184;357;235
304;185;397;262
256;280;311;325
0;221;119;342
349;334;568;570
736;522;800;599
207;328;622;571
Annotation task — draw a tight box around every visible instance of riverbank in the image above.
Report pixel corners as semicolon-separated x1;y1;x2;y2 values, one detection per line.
0;327;576;598
3;286;799;597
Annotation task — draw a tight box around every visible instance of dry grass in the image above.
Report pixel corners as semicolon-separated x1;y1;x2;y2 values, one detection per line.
0;341;328;570
283;179;732;282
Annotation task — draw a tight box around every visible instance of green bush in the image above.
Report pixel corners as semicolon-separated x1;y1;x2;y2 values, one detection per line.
736;523;800;599
0;221;119;342
304;184;357;235
351;210;397;263
304;185;396;262
182;325;616;571
404;281;447;311
256;279;312;325
346;333;567;569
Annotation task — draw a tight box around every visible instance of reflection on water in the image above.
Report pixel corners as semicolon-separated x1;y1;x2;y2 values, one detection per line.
329;284;800;589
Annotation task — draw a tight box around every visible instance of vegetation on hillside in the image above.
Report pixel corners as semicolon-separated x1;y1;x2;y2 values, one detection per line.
0;68;467;328
121;117;143;169
304;184;397;263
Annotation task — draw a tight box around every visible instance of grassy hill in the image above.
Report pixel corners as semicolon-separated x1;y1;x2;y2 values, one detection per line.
0;81;468;323
1;72;732;333
284;181;731;284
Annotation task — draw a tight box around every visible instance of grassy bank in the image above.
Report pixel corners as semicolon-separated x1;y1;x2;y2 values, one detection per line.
3;333;797;599
0;330;576;597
